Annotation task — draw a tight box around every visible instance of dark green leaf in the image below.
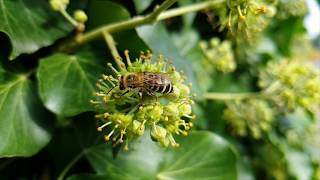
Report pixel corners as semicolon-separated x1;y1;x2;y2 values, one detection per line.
87;0;148;56
268;17;306;56
178;0;198;28
136;23;201;97
37;51;104;116
81;131;237;180
48;114;102;177
133;0;153;13
0;70;52;157
68;174;109;180
0;0;71;59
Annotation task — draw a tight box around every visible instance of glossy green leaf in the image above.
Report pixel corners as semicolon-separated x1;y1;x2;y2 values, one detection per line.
136;23;201;97
0;70;52;157
269;17;305;56
178;0;198;27
68;174;109;180
87;0;148;55
133;0;153;13
78;131;237;180
286;148;312;180
48;114;101;177
37;51;104;116
0;0;71;59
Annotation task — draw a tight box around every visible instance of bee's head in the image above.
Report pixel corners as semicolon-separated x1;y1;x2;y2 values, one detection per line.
119;76;125;90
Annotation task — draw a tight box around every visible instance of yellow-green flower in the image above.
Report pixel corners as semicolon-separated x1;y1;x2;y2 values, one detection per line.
259;59;320;113
215;0;275;39
200;38;236;73
276;0;308;19
92;51;194;150
223;99;275;139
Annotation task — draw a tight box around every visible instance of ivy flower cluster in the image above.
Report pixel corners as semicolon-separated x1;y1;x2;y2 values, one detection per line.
216;0;276;38
259;59;320;113
223;99;275;139
91;51;194;150
276;0;308;19
200;38;236;73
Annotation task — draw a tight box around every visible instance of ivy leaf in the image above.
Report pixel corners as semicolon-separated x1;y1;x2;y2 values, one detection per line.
0;0;71;59
67;174;107;180
0;70;52;157
178;0;198;28
47;114;102;177
70;131;237;180
133;0;153;13
37;51;104;116
87;0;148;55
286;148;312;180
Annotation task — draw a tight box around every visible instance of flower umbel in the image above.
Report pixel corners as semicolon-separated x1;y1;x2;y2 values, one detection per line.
200;38;236;73
92;51;194;150
223;99;275;139
215;0;275;39
259;59;320;113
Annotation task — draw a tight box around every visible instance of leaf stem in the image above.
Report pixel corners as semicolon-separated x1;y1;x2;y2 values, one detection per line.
204;92;262;101
103;31;125;70
58;0;225;51
57;151;85;180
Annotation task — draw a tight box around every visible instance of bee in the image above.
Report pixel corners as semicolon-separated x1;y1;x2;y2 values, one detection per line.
119;72;173;96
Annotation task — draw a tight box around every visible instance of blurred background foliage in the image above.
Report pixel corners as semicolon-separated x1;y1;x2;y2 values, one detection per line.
0;0;319;179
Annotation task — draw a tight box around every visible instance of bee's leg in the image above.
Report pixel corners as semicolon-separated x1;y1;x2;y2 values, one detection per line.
121;89;130;96
145;89;155;97
145;89;158;101
137;89;145;107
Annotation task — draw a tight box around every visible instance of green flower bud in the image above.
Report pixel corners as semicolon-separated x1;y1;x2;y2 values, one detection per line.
179;104;192;116
215;1;274;39
177;84;190;98
132;120;145;136
151;125;167;141
62;0;69;5
259;59;320;113
265;5;277;17
109;113;133;128
276;0;308;19
50;0;62;11
169;70;181;84
166;86;180;101
164;102;179;118
73;10;88;23
200;38;236;73
150;104;163;122
224;99;275;139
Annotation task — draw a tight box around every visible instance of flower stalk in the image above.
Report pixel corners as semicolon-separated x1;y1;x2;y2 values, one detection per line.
102;31;125;70
204;92;262;101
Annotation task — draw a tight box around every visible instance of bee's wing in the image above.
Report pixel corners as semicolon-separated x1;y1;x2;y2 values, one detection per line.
143;72;169;86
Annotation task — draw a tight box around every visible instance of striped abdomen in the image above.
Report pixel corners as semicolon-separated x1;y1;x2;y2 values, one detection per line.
143;72;173;94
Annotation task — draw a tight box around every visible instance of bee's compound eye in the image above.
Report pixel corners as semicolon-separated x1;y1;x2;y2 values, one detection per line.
119;76;125;90
119;82;125;90
128;75;134;81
